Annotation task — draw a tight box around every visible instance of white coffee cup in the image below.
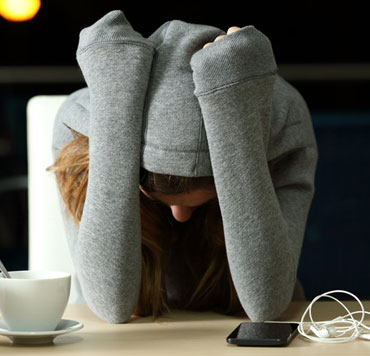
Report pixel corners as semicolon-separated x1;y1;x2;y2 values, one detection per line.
0;270;71;332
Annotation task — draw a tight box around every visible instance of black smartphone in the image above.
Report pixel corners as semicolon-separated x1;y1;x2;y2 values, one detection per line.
226;322;298;346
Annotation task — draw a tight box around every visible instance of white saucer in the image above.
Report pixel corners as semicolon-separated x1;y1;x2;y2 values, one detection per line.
0;319;84;345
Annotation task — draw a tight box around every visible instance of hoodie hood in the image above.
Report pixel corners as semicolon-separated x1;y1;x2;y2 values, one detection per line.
141;20;224;177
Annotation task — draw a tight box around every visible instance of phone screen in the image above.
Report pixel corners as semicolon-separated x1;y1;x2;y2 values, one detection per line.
226;322;298;346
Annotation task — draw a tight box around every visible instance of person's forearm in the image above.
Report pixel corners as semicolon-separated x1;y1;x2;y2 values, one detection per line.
73;11;155;323
196;79;296;321
191;26;298;320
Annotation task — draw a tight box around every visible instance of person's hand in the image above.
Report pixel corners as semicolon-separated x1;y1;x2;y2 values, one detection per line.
191;24;277;96
203;26;241;48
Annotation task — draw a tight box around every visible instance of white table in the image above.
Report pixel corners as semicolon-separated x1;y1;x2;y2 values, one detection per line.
1;301;370;355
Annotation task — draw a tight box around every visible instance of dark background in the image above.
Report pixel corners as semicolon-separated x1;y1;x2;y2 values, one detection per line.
1;1;370;300
2;1;370;65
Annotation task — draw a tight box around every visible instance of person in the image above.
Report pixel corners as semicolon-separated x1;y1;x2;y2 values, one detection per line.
50;10;318;323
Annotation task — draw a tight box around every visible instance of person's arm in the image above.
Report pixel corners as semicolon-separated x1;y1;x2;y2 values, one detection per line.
58;10;155;323
190;26;318;321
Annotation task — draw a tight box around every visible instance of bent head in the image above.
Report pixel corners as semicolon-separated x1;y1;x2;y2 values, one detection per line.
139;168;217;223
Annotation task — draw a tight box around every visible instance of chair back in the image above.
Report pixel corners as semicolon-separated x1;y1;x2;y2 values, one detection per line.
27;95;83;303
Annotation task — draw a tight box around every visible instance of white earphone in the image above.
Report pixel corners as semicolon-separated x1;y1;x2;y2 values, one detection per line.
298;290;370;343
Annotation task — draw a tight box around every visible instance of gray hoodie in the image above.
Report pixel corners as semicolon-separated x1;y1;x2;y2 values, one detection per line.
52;10;318;322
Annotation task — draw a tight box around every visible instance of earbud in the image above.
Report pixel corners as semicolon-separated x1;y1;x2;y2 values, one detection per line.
359;333;370;340
298;290;370;343
310;326;336;338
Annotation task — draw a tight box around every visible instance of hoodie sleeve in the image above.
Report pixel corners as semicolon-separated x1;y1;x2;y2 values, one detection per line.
58;10;155;323
190;26;318;321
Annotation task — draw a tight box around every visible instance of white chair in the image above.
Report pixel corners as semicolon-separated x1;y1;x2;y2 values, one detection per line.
27;95;83;303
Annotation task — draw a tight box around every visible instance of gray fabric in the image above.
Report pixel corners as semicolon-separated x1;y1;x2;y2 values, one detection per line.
52;10;318;323
142;20;223;176
57;10;155;323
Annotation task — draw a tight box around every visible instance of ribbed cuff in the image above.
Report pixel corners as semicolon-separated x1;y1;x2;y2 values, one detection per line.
190;26;277;96
77;10;155;56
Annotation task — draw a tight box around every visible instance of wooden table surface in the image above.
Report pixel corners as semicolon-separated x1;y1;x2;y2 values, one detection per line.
1;300;370;355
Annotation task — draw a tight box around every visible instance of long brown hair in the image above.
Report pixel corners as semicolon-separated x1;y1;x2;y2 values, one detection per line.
49;130;242;319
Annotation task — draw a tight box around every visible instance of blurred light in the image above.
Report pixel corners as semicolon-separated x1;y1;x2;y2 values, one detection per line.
0;0;41;22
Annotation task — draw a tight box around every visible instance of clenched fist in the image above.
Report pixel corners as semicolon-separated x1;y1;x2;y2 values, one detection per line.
203;26;241;48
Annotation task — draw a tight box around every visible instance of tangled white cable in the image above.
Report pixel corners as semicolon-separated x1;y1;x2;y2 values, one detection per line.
298;290;370;343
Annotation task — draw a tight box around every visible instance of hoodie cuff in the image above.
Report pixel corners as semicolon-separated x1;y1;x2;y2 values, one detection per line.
190;26;277;96
77;10;155;56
